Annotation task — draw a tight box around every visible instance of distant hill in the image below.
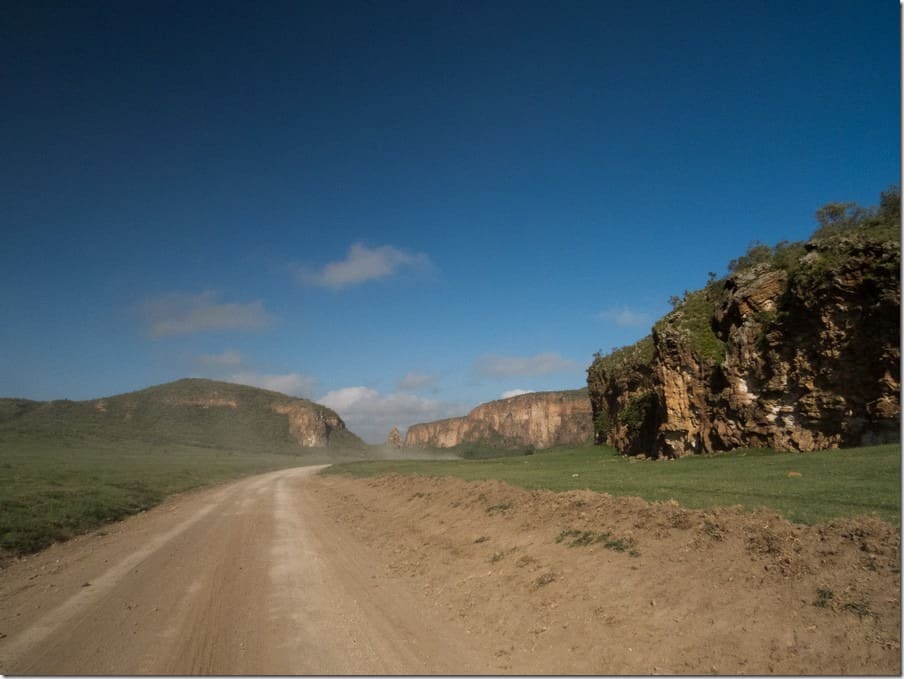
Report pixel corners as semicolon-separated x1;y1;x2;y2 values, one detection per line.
0;378;365;452
405;388;592;451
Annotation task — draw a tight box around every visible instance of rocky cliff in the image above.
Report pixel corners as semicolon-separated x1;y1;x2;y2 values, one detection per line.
405;389;593;449
0;378;364;450
587;190;901;458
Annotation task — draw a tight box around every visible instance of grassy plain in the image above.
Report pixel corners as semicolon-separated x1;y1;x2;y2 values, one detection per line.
323;442;901;526
0;438;350;555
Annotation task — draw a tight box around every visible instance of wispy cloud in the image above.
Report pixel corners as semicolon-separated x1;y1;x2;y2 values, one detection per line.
298;242;432;290
189;349;316;398
396;371;437;391
474;352;579;378
596;306;652;328
318;386;466;443
500;389;534;399
143;291;276;338
194;350;245;370
228;371;318;398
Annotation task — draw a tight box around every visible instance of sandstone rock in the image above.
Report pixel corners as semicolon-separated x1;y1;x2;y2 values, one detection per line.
588;212;900;458
405;390;592;449
271;402;347;448
386;427;403;448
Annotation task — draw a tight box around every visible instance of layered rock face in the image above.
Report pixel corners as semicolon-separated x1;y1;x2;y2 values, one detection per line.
588;201;901;458
270;401;350;448
405;390;593;449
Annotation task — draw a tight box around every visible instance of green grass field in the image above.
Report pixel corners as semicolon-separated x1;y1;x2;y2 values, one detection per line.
2;437;898;558
323;442;901;526
0;438;348;555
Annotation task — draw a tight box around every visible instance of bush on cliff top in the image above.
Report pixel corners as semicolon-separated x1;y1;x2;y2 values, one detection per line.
589;336;655;378
590;185;900;375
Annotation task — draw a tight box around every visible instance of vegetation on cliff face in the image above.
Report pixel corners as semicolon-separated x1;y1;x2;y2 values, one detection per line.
587;187;901;458
655;287;726;365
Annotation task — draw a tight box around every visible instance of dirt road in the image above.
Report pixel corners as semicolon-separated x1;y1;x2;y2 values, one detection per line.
0;466;495;675
0;466;899;675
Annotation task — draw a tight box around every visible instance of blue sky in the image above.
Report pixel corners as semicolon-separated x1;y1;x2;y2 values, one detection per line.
2;0;899;442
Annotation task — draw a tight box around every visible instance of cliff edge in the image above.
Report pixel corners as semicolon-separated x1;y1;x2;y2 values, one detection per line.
587;188;901;458
405;389;592;449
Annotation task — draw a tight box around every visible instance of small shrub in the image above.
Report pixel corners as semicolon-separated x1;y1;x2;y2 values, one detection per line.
843;601;877;619
556;527;638;554
702;520;725;541
556;528;583;543
814;588;834;608
534;572;556;587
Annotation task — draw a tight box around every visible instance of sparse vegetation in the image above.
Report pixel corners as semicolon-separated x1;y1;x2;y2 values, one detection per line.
702;520;725;541
814;588;834;608
486;501;513;514
842;600;877;619
534;572;556;587
556;528;638;555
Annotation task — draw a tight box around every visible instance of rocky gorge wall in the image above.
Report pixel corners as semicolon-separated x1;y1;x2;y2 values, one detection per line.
588;193;901;458
405;390;593;449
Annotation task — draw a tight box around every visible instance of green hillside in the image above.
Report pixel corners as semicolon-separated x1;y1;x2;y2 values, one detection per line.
0;378;365;452
0;378;371;556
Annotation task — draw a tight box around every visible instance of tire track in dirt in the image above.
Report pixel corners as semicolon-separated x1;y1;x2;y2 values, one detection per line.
0;466;495;674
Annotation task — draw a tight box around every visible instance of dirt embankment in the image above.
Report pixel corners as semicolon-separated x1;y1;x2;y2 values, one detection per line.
0;467;898;675
312;473;901;675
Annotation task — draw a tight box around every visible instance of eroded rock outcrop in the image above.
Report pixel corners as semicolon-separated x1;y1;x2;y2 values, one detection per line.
588;191;901;458
386;427;403;448
271;401;350;448
405;389;593;449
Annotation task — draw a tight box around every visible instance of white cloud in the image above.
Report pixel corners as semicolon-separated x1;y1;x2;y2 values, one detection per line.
396;371;437;391
597;306;652;328
474;352;579;378
144;291;276;337
318;386;466;444
298;242;432;290
501;389;534;399
228;371;318;398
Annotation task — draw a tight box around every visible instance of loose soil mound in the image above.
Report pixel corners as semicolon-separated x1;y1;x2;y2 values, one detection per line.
311;473;900;675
